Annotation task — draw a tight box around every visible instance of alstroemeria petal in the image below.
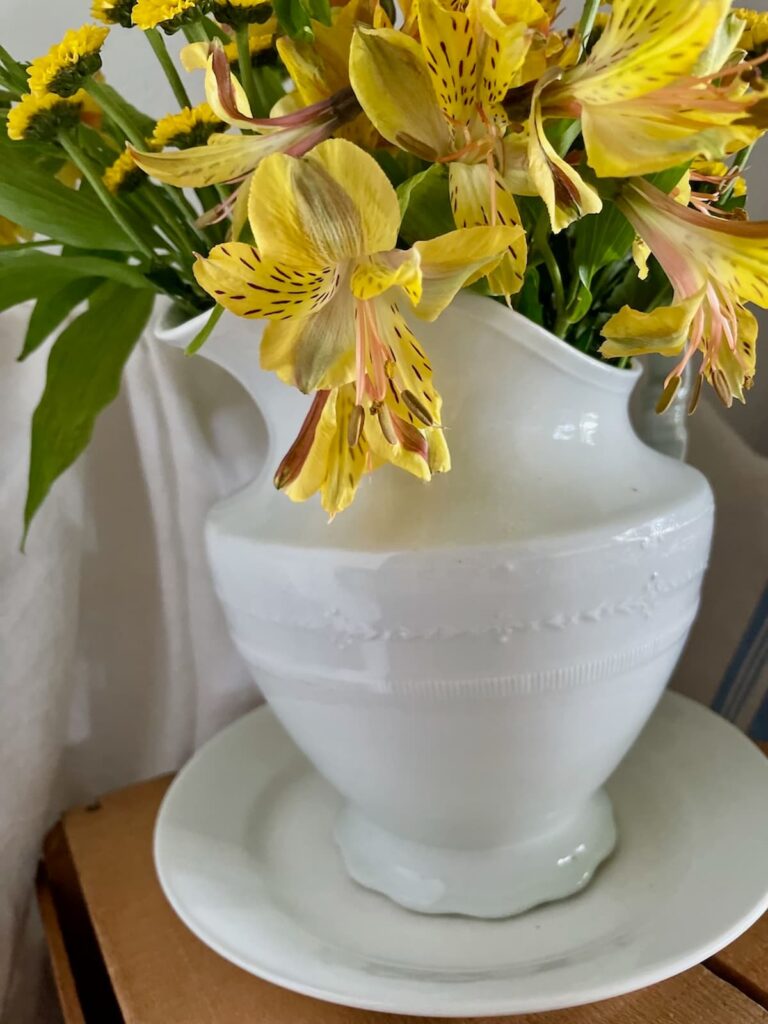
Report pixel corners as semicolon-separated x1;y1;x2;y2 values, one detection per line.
581;98;762;178
417;0;477;125
307;138;401;254
377;303;443;430
474;0;531;110
707;304;757;404
193;242;339;321
130;132;292;187
261;285;356;392
316;386;369;516
448;162;527;296
204;53;253;127
248;146;364;266
599;292;704;359
350;249;422;304
565;0;730;104
624;180;768;308
349;27;453;160
528;78;602;232
413;225;525;320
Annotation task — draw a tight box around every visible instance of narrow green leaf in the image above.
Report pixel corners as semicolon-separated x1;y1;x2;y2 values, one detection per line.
0;157;138;250
20;278;100;360
570;202;635;286
304;0;332;26
186;304;223;355
272;0;313;38
23;282;155;544
397;165;454;244
0;253;152;317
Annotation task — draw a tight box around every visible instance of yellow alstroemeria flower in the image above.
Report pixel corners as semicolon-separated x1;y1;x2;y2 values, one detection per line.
27;25;109;97
273;382;451;518
600;178;767;410
541;0;767;185
277;0;384;148
349;0;547;297
131;40;359;235
194;139;521;513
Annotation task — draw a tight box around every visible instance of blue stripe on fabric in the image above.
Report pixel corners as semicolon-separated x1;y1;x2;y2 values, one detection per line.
725;616;768;721
711;583;768;720
750;684;768;742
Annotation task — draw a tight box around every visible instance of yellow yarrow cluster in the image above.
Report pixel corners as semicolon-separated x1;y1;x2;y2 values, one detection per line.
131;0;206;31
7;91;85;141
0;216;32;246
150;102;224;149
103;149;145;193
27;25;109;97
212;0;271;26
734;8;768;52
92;0;138;28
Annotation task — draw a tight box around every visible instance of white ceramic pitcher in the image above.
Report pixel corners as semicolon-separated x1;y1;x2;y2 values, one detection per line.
156;291;714;918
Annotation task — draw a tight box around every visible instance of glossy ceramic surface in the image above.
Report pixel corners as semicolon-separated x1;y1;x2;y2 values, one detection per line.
156;294;714;916
154;693;768;1018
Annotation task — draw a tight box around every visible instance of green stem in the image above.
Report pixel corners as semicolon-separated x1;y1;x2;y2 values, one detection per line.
84;78;209;247
58;131;156;260
535;218;566;336
182;19;209;44
0;44;28;92
576;0;601;60
85;79;145;147
138;188;195;262
198;16;231;42
235;25;268;118
145;28;192;108
721;142;755;205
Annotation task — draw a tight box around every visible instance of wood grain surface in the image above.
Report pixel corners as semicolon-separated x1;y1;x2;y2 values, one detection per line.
40;772;768;1024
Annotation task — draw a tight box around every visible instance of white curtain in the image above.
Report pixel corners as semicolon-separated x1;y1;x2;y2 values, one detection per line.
2;300;767;1022
1;0;767;1017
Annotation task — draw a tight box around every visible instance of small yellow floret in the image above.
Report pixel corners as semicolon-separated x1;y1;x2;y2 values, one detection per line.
132;0;201;30
150;102;224;148
92;0;138;27
7;91;85;141
734;8;768;51
27;25;109;97
0;216;33;246
103;149;144;193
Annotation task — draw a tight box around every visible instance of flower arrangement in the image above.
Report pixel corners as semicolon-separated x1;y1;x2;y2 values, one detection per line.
2;0;767;532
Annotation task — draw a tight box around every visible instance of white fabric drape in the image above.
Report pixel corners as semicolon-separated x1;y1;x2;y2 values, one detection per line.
1;301;766;1022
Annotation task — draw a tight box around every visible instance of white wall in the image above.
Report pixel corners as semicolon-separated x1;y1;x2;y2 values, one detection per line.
2;0;766;450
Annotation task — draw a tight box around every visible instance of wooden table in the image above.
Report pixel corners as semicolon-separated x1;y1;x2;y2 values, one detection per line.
38;770;768;1024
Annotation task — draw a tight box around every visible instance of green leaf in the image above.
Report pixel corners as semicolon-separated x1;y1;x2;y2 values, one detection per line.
272;0;313;39
397;164;454;244
185;303;223;355
513;265;545;327
304;0;332;26
0;252;152;316
0;156;137;251
570;202;635;286
23;282;155;544
20;278;100;360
